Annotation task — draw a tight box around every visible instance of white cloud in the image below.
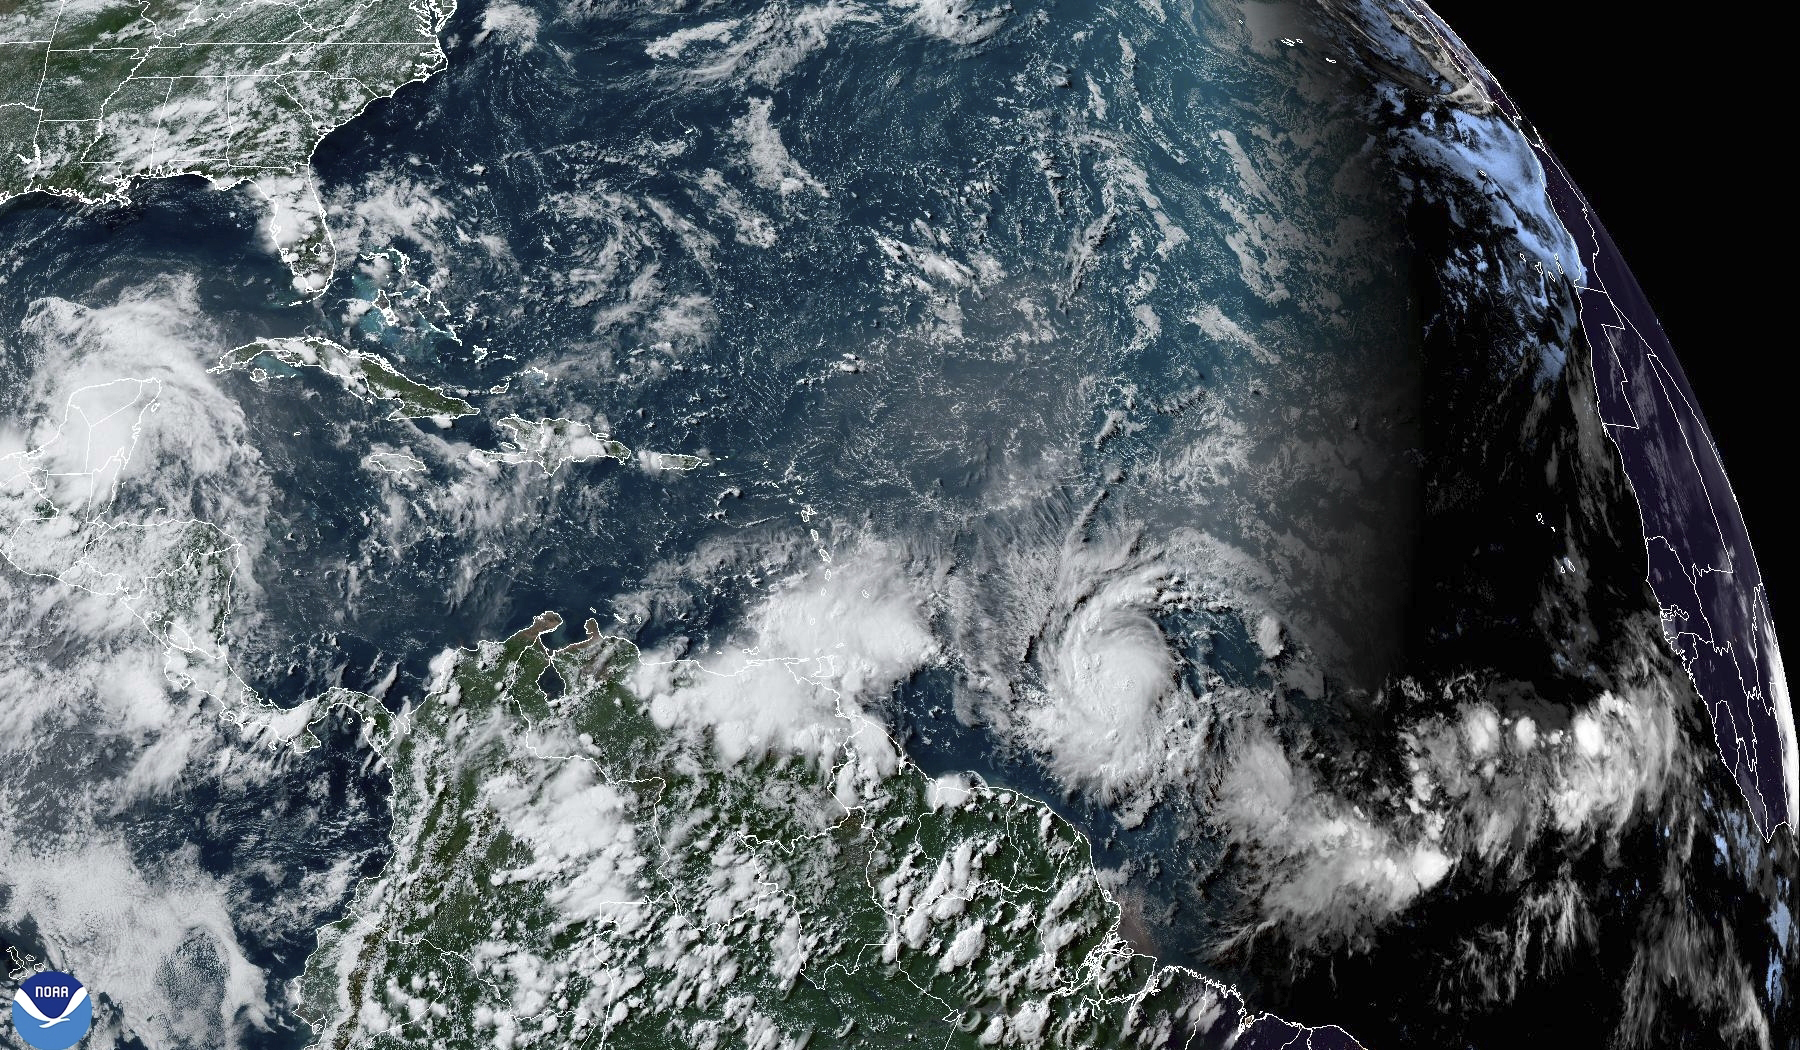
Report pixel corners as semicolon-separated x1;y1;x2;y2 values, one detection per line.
0;280;346;1047
887;0;1005;44
1207;680;1684;950
481;759;645;930
1766;622;1800;832
926;771;978;811
0;570;326;1050
11;285;266;530
640;3;870;88
631;547;935;792
731;98;826;198
0;283;276;719
645;17;741;60
473;0;541;50
0;831;268;1047
1212;726;1453;947
1464;705;1501;757
1017;561;1205;824
326;172;455;260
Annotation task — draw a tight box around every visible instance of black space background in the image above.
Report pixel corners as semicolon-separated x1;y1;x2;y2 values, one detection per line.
1424;3;1791;624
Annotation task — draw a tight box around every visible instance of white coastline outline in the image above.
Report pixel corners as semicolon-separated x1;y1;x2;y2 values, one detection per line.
1392;0;1798;842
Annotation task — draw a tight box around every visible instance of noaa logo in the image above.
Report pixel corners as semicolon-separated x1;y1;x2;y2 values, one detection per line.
11;971;92;1049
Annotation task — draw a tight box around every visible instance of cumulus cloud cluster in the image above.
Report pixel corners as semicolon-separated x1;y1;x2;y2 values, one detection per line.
630;546;938;809
7;286;267;530
0;282;274;737
1194;659;1688;956
710;517;1688;973
620;496;1706;989
0;281;353;1048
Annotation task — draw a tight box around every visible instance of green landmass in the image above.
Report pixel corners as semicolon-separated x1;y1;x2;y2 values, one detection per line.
0;376;304;745
480;415;631;473
0;0;455;290
363;449;428;476
638;449;706;472
299;612;1248;1049
219;335;474;420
